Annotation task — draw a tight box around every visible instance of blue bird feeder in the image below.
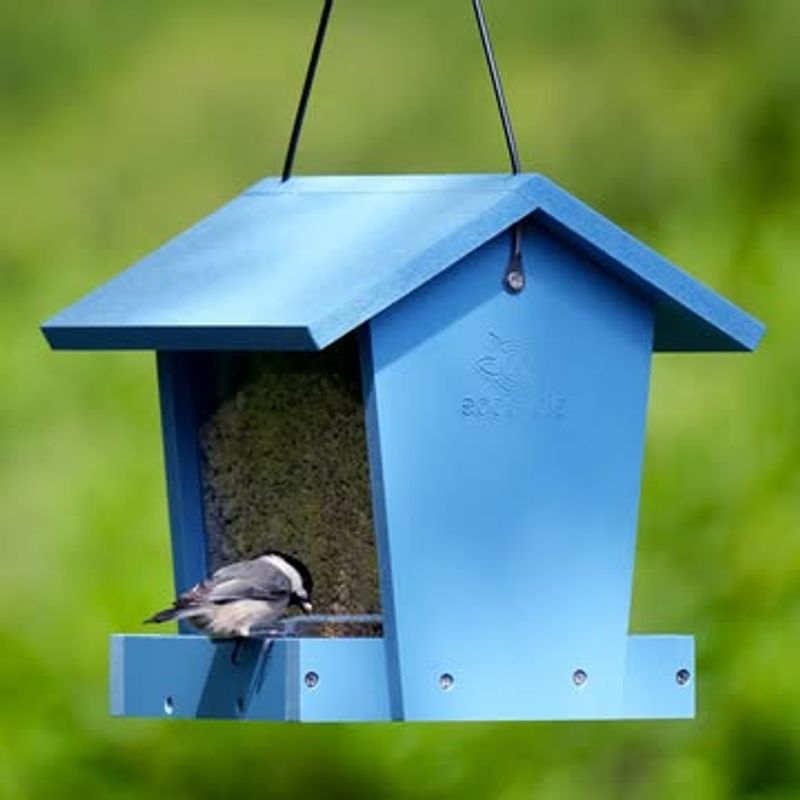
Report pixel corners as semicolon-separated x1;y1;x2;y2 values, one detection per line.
43;5;764;723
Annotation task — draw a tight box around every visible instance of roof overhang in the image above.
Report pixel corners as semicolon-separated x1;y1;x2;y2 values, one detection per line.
42;173;764;353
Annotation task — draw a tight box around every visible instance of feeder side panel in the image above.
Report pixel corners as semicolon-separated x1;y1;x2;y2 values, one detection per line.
366;222;655;720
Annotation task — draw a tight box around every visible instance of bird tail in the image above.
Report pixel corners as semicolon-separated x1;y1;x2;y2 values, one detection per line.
144;581;210;624
143;606;180;624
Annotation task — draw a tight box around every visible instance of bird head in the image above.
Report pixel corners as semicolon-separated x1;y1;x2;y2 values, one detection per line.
269;551;314;614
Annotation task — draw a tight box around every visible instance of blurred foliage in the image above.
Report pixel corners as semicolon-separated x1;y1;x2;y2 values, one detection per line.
1;0;798;797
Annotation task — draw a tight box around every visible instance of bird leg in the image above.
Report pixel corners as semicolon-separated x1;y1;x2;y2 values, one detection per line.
230;637;246;666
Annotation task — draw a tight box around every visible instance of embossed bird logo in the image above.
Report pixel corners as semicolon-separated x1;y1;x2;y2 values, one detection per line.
475;332;535;393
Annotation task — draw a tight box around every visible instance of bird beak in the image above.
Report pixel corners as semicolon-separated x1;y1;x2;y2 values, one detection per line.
301;601;313;614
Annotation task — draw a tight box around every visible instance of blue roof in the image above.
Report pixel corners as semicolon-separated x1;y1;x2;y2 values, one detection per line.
42;173;764;352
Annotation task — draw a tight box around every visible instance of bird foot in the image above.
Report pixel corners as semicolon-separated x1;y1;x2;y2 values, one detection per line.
230;637;246;666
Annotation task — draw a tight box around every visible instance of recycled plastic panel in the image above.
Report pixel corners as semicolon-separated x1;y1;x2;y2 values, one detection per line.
622;635;695;720
156;338;380;624
364;222;657;720
515;178;764;352
42;174;763;353
110;635;390;722
110;634;693;721
43;175;534;351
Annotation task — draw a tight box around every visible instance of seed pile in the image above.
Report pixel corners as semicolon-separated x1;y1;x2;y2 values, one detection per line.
199;343;381;632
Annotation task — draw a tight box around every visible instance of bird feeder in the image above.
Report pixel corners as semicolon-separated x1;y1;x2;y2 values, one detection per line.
42;4;764;723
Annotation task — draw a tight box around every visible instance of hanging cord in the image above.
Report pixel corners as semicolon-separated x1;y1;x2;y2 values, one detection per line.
282;0;334;183
281;0;525;293
471;0;525;293
471;0;520;174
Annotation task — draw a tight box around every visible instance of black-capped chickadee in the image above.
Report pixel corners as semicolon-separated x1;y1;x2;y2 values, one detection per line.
145;551;313;638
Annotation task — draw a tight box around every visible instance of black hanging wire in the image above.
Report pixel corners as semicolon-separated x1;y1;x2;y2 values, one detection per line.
471;0;525;293
471;0;521;175
281;0;525;292
281;0;334;183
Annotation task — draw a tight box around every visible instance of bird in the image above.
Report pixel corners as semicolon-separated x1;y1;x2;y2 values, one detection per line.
144;551;313;639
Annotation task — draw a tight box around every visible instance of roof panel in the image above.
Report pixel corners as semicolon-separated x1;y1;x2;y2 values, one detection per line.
42;173;764;352
518;176;764;352
43;175;533;350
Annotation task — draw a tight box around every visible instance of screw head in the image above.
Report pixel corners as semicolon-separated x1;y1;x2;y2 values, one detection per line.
572;669;588;688
304;671;320;689
505;269;525;293
439;673;455;691
676;668;691;686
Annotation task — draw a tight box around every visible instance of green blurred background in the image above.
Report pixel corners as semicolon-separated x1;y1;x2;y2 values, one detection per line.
1;0;798;797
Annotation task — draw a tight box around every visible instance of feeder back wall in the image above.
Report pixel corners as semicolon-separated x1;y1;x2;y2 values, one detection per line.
159;336;380;624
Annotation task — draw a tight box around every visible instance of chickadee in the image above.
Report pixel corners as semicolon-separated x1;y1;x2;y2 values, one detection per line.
145;551;313;638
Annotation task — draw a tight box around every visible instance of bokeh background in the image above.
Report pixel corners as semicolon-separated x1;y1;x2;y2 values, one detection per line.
1;0;798;797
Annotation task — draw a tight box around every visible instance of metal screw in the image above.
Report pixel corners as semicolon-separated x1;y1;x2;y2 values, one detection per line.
304;671;320;689
505;269;525;293
572;669;588;688
676;668;691;686
163;696;174;715
439;673;455;691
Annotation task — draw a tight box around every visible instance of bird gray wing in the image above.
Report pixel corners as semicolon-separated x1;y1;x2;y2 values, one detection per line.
205;559;292;604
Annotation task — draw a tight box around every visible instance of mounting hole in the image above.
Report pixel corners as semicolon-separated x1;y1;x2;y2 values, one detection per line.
572;669;588;688
163;696;175;715
439;673;455;692
304;671;319;689
676;668;691;686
